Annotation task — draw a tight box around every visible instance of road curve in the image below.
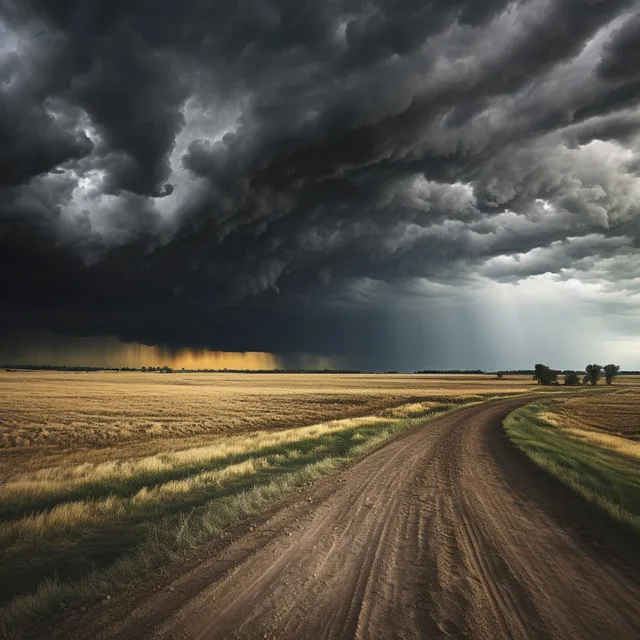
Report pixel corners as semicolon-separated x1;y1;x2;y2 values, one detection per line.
63;396;640;640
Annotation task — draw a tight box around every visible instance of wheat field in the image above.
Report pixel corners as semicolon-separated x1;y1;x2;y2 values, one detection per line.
0;371;538;637
548;385;640;440
0;371;537;468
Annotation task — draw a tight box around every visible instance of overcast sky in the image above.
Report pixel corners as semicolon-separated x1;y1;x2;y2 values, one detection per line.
1;0;639;371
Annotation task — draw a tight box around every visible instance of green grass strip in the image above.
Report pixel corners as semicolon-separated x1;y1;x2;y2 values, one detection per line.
504;403;640;535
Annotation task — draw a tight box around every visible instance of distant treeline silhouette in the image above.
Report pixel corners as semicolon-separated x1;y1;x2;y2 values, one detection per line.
3;364;637;377
1;363;364;374
414;369;485;374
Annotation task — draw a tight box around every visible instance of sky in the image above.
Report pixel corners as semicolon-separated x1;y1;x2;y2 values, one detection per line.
1;0;639;371
0;330;341;369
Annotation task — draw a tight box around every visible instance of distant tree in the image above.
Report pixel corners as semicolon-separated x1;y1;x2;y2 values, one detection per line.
496;371;504;379
584;364;602;386
533;364;558;386
563;371;580;386
161;365;173;373
603;364;620;385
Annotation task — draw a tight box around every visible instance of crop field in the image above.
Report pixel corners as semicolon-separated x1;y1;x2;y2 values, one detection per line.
0;371;538;462
505;387;640;541
547;386;640;440
0;371;536;637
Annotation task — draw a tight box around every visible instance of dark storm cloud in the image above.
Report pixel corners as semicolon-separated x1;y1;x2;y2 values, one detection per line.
0;5;188;196
1;0;640;362
598;11;640;80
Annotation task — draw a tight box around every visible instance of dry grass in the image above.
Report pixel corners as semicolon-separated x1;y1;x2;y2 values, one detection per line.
0;371;536;474
0;372;540;638
539;408;640;461
0;415;389;528
563;428;640;460
548;388;640;440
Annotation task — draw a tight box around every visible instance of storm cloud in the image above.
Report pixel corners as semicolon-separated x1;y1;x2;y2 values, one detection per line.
1;0;639;368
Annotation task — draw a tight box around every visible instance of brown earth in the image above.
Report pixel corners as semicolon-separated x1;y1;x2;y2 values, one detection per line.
550;391;640;439
55;396;640;640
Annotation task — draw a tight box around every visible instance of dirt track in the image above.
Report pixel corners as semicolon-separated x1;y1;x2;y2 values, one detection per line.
62;397;640;640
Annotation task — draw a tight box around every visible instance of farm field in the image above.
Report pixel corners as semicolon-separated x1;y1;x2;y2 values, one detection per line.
505;388;640;535
0;371;539;466
0;371;537;637
546;386;640;440
45;390;640;640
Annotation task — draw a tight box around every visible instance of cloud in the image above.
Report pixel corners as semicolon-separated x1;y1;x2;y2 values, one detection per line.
1;0;640;366
598;11;640;81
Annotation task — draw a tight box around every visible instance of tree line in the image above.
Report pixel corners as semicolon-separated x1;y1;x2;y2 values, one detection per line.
1;364;364;374
530;363;620;386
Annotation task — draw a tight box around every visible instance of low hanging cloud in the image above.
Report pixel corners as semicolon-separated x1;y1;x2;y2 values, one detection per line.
1;0;639;366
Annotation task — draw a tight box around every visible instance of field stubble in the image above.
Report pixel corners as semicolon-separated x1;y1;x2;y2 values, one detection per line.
547;386;640;440
0;371;537;463
0;372;539;637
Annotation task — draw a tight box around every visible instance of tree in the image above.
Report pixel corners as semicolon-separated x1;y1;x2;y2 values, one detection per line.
564;371;580;386
496;371;504;379
603;364;620;385
533;364;557;386
584;364;602;386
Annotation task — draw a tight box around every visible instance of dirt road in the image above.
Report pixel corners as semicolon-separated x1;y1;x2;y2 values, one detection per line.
63;397;640;639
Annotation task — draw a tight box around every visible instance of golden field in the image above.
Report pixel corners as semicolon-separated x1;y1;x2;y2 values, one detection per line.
0;371;538;465
548;385;640;440
0;371;544;637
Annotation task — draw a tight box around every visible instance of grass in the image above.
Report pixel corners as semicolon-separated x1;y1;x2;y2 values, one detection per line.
504;402;640;537
0;371;557;638
0;399;481;639
0;371;538;455
563;427;640;460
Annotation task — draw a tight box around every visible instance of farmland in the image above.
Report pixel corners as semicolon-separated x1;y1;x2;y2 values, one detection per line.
0;371;537;637
505;388;640;535
546;387;640;440
0;371;540;452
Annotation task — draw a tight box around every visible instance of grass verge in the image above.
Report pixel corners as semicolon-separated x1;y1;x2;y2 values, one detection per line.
504;403;640;535
0;399;485;640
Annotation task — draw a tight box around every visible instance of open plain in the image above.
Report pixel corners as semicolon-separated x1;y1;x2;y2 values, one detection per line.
0;371;538;455
0;371;535;637
2;372;639;639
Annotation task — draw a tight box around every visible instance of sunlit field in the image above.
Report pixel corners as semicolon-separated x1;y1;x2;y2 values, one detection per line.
0;371;539;456
0;371;539;637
